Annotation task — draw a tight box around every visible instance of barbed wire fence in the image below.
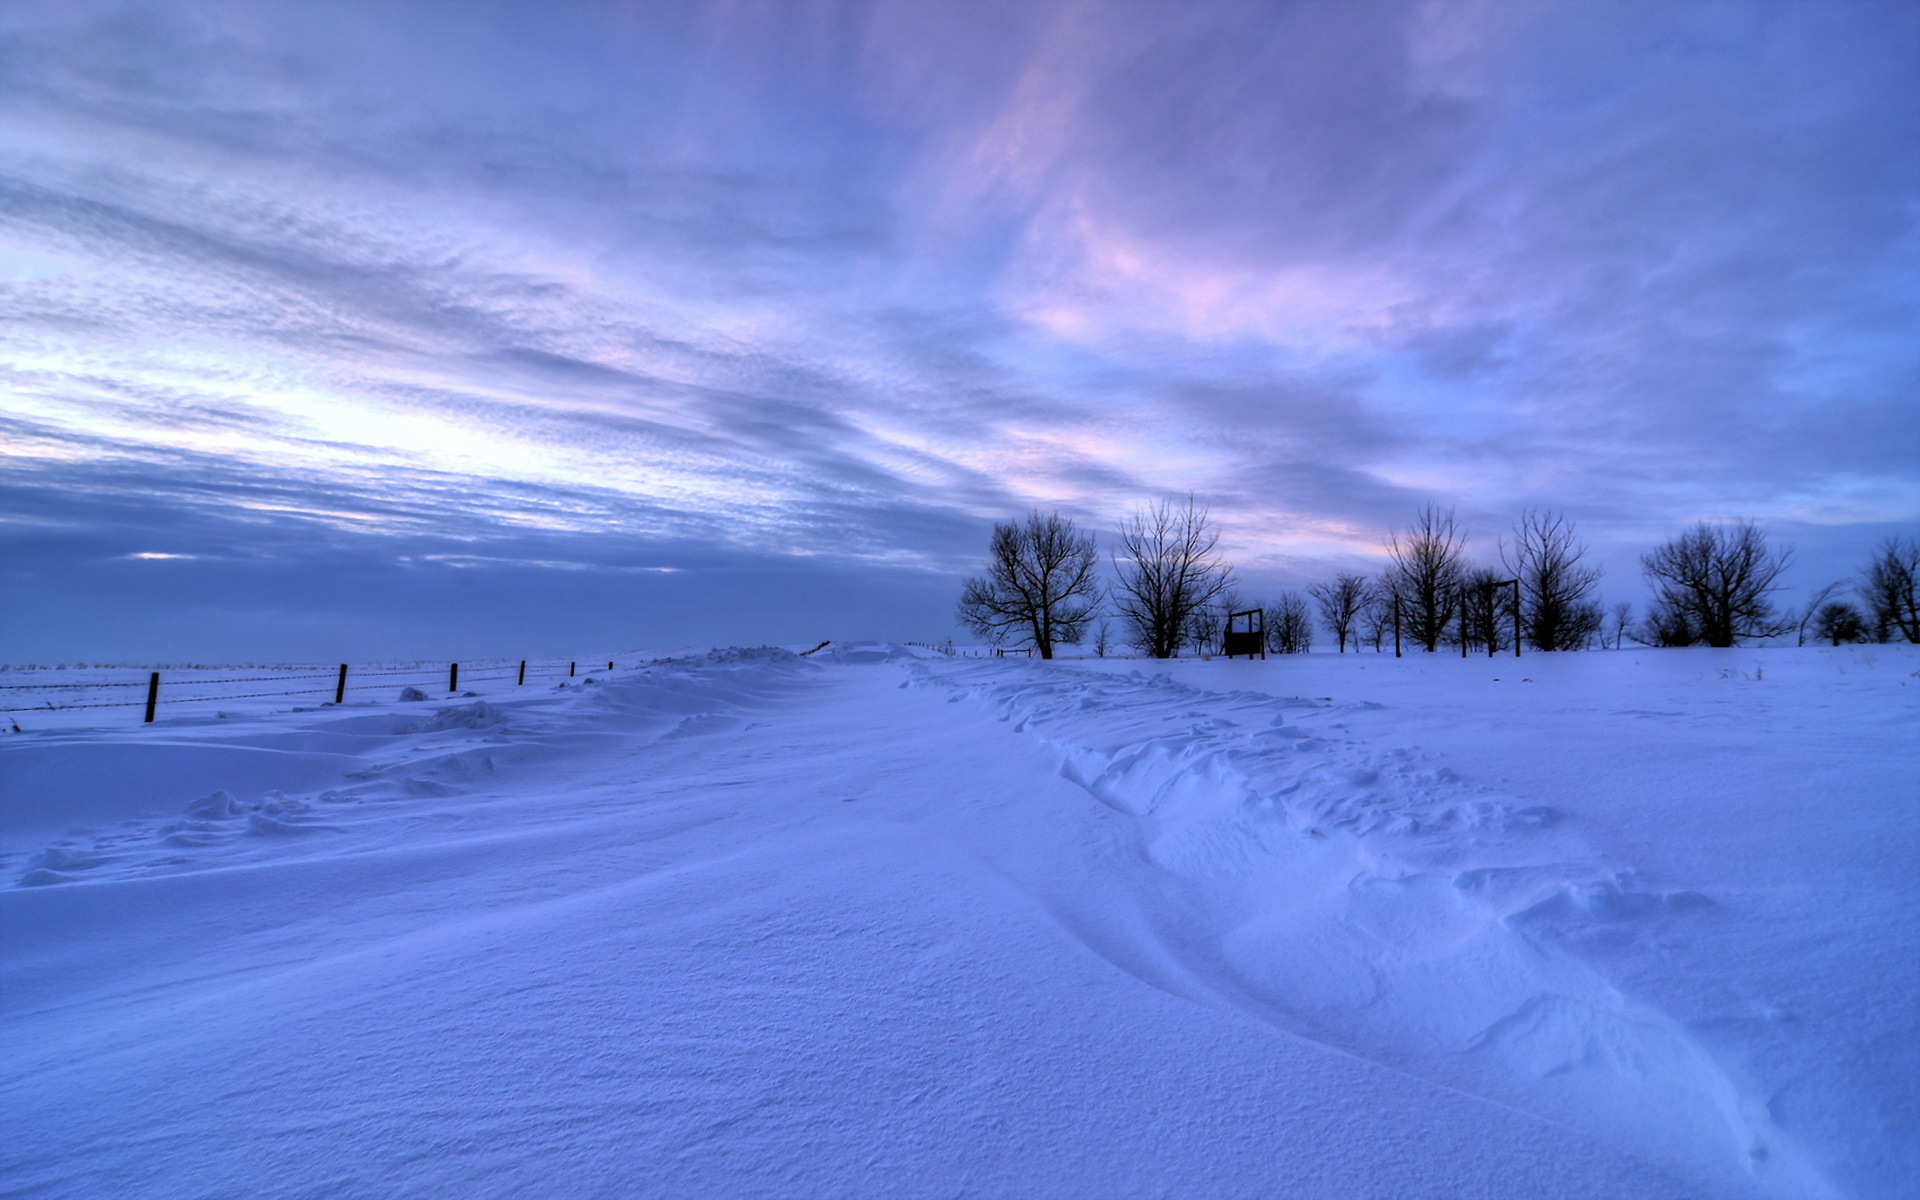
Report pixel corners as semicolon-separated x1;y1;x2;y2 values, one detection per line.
0;657;627;724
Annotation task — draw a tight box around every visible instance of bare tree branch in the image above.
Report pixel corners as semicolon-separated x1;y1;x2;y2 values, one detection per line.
1859;536;1920;643
1385;504;1467;652
1110;496;1234;659
1265;592;1313;654
957;510;1100;659
1640;520;1792;647
1500;510;1603;650
1307;572;1372;653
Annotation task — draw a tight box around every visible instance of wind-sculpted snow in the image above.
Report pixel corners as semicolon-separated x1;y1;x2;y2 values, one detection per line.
903;657;1837;1199
0;654;824;893
2;644;1914;1198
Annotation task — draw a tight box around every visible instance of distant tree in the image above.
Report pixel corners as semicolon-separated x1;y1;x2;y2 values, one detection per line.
1093;620;1112;658
1859;536;1920;643
1308;572;1372;653
1111;496;1234;659
957;510;1100;660
1790;581;1848;647
1640;520;1793;647
1813;602;1867;646
1361;578;1394;651
1385;504;1467;652
1501;510;1603;650
1186;603;1224;657
1636;601;1699;647
1608;601;1633;650
1457;567;1517;653
1266;592;1313;654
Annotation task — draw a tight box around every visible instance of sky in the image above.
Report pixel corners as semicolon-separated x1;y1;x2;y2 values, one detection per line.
2;0;1917;662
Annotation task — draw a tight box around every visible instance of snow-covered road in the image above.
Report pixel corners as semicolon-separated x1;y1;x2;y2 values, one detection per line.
3;644;1915;1198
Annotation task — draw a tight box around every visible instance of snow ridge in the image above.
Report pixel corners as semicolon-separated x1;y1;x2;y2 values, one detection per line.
907;657;1833;1200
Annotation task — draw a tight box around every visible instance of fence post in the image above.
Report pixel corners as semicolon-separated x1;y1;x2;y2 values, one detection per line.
335;664;348;704
1461;589;1469;658
144;671;159;723
1487;582;1497;659
1393;596;1402;658
607;661;613;671
518;660;526;686
1512;580;1522;657
570;662;575;677
449;663;458;692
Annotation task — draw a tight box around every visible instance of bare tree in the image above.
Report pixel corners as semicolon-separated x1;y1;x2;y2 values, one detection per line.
1608;601;1632;650
1361;578;1394;651
1385;505;1468;652
1859;536;1920;643
1814;602;1867;645
1186;603;1224;657
1640;520;1793;647
1458;566;1518;653
1093;620;1112;658
1111;496;1235;659
1790;581;1848;647
957;510;1099;659
1266;592;1313;654
1500;510;1603;650
1308;572;1372;653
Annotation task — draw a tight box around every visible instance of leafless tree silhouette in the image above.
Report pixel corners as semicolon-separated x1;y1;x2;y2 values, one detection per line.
1500;510;1603;650
1791;581;1848;647
1458;566;1517;653
1608;601;1632;650
1266;592;1313;654
1814;602;1867;645
1361;582;1395;651
1111;496;1234;659
1385;504;1467;652
1641;520;1792;647
1308;572;1372;652
1859;536;1920;643
1191;600;1232;656
957;510;1099;659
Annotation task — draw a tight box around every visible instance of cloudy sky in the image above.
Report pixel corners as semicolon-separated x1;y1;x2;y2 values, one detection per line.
3;0;1917;661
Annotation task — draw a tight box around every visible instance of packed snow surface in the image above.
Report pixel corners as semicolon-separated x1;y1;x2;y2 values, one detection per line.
2;644;1916;1198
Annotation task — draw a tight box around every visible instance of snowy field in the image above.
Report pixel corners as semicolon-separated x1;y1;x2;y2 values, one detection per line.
2;643;1915;1198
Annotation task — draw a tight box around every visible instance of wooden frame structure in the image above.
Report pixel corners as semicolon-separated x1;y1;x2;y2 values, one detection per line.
1222;609;1266;659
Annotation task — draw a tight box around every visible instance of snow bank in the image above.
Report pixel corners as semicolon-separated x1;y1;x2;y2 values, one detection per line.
1;643;1913;1198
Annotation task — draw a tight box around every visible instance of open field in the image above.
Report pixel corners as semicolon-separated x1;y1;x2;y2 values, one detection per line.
3;643;1916;1198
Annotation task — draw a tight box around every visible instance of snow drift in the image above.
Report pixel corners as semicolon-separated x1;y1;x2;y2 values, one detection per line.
1;645;1914;1198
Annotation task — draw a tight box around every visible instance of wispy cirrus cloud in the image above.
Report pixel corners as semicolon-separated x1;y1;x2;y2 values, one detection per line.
1;0;1916;657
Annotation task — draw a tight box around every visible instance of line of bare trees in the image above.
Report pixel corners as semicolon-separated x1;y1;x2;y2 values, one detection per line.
1302;504;1605;656
956;500;1920;658
958;497;1231;659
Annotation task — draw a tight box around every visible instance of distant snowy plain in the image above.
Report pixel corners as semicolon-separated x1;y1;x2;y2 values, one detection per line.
2;643;1915;1198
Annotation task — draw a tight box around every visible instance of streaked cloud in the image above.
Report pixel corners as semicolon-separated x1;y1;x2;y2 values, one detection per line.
1;0;1915;656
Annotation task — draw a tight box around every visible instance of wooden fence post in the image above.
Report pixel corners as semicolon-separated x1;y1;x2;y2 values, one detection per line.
144;672;159;723
1487;582;1497;659
569;662;575;677
518;660;526;686
449;663;458;692
335;664;348;704
1512;580;1523;657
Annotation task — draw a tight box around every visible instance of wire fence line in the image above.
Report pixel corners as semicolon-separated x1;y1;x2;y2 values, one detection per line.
0;657;627;720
